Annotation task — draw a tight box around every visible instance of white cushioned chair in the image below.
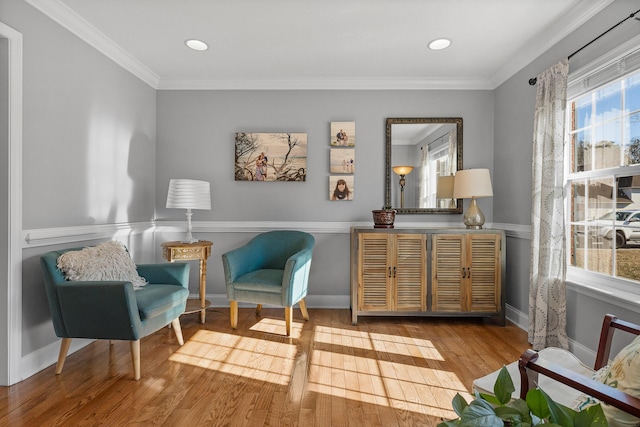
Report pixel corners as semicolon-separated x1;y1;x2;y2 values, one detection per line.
473;314;640;426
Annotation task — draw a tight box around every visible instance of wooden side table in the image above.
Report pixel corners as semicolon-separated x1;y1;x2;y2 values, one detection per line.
161;240;213;324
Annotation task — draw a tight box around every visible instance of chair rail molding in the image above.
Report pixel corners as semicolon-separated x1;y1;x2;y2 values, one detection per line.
22;221;156;248
23;221;534;246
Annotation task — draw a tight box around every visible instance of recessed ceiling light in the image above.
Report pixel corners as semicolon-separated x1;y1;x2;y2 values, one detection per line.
185;39;209;51
428;38;451;51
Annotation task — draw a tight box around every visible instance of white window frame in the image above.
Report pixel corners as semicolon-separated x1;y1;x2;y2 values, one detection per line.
565;34;640;306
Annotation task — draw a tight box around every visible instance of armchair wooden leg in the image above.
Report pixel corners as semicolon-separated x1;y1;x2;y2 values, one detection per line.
130;340;141;381
56;338;72;375
230;300;238;329
299;299;309;321
285;307;292;336
171;318;184;346
256;303;263;315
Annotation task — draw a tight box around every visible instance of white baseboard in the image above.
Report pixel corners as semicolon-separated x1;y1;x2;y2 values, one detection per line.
206;294;351;309
505;304;528;330
20;337;94;382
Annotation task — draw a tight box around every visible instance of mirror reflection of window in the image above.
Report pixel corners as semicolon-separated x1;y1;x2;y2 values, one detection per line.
386;118;462;213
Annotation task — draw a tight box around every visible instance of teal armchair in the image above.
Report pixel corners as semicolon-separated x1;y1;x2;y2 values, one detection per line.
40;246;190;380
222;230;315;336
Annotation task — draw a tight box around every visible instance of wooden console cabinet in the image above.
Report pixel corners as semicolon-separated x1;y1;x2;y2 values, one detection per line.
351;227;505;325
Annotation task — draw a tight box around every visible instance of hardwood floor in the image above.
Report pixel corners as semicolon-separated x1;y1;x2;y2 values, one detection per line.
0;309;529;426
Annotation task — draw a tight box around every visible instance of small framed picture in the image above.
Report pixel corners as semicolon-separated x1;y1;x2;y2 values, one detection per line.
330;121;355;147
330;149;355;174
329;175;354;201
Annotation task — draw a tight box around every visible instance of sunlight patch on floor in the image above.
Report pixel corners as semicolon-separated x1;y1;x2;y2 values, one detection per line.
169;329;296;385
249;317;303;338
313;324;445;361
308;325;470;419
169;322;472;419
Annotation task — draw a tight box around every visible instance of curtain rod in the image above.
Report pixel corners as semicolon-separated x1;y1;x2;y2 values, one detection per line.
528;8;640;86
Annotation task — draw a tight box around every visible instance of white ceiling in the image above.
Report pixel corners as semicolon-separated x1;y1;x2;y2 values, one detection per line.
28;0;612;90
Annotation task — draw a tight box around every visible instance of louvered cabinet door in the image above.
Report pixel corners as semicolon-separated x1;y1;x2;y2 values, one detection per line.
351;227;504;324
394;234;427;311
358;234;393;311
468;234;501;312
432;234;465;312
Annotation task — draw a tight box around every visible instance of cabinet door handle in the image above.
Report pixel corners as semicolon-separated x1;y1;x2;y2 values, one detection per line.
462;267;466;278
388;267;392;278
393;266;396;278
467;267;471;278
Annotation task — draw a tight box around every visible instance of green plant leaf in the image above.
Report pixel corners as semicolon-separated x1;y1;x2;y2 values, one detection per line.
436;420;461;427
479;393;502;406
494;366;516;405
494;405;525;421
452;393;469;417
508;398;532;423
460;399;503;426
574;404;608;427
525;389;551;420
540;387;576;425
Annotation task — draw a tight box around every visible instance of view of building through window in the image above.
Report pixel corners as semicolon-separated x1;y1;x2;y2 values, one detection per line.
567;69;640;283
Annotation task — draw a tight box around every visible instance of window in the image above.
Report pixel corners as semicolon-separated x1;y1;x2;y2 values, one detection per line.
566;63;640;286
428;144;451;209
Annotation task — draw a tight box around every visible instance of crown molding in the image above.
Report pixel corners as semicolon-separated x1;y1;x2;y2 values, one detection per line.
156;76;494;91
490;0;614;88
25;0;160;88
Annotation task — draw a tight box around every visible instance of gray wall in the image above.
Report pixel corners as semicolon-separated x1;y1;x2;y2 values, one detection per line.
493;0;640;342
2;0;157;230
155;90;495;301
156;90;495;224
1;0;158;356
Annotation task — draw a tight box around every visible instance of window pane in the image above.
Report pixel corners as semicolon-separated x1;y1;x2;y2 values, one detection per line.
570;181;586;222
587;177;614;220
625;73;640;114
572;130;590;172
585;226;613;275
570;224;585;268
611;179;640;282
625;113;640;166
595;82;621;124
593;119;622;169
574;95;592;129
617;250;640;281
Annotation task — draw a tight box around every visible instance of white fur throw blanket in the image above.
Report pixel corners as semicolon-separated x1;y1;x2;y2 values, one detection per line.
57;241;147;289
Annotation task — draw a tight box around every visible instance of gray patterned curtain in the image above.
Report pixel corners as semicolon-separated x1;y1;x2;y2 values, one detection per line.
529;59;570;350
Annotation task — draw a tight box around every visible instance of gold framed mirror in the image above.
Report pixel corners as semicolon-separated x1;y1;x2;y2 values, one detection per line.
385;117;463;214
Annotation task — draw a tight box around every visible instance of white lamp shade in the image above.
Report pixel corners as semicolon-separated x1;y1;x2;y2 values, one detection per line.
453;169;493;199
436;175;455;199
166;179;211;210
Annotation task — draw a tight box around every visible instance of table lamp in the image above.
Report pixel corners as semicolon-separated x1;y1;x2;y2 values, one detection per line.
453;169;493;229
166;179;211;243
392;166;414;208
